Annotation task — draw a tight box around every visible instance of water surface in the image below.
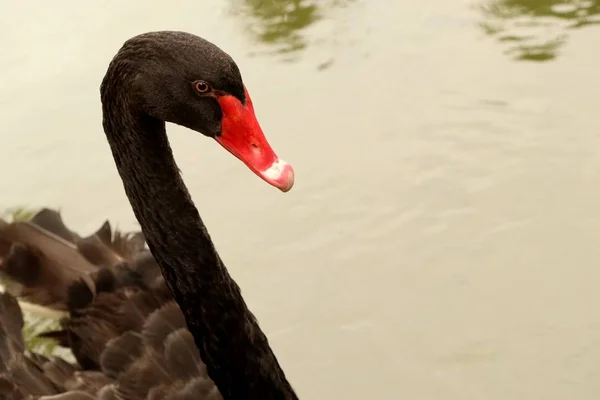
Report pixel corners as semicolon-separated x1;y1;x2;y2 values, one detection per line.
1;0;600;398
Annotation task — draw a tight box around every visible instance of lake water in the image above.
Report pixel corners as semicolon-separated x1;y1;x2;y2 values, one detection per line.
1;0;600;398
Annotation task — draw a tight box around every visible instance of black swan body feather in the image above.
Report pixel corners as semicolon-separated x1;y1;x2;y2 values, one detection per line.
0;213;220;400
0;30;298;400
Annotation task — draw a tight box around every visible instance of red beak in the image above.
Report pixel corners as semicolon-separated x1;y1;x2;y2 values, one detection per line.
215;86;294;192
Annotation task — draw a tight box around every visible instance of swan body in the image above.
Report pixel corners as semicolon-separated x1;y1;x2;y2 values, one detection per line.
0;30;298;400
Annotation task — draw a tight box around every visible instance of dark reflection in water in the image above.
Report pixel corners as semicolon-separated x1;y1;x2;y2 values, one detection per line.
477;0;600;61
230;0;352;60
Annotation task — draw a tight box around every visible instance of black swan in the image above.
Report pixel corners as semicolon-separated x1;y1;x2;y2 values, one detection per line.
0;30;298;399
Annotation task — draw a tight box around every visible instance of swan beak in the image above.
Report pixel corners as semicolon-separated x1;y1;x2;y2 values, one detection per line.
215;86;294;192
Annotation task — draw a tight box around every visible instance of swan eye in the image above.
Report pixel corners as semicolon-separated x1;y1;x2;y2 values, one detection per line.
193;80;211;94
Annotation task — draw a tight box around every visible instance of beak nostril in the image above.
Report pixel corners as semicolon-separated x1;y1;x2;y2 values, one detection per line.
250;143;258;149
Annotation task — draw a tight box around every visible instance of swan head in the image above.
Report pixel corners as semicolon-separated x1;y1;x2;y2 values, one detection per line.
102;31;294;192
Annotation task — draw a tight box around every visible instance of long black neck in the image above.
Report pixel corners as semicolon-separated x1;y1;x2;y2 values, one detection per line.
101;99;298;399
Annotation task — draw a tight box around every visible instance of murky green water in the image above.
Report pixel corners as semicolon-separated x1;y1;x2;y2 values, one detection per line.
2;0;600;398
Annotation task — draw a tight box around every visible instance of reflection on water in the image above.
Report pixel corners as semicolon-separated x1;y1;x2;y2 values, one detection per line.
230;0;320;56
230;0;353;59
478;0;600;61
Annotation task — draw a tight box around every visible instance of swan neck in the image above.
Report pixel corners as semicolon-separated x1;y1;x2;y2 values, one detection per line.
100;95;298;399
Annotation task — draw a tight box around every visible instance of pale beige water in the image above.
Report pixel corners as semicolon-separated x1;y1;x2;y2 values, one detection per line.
2;0;600;398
